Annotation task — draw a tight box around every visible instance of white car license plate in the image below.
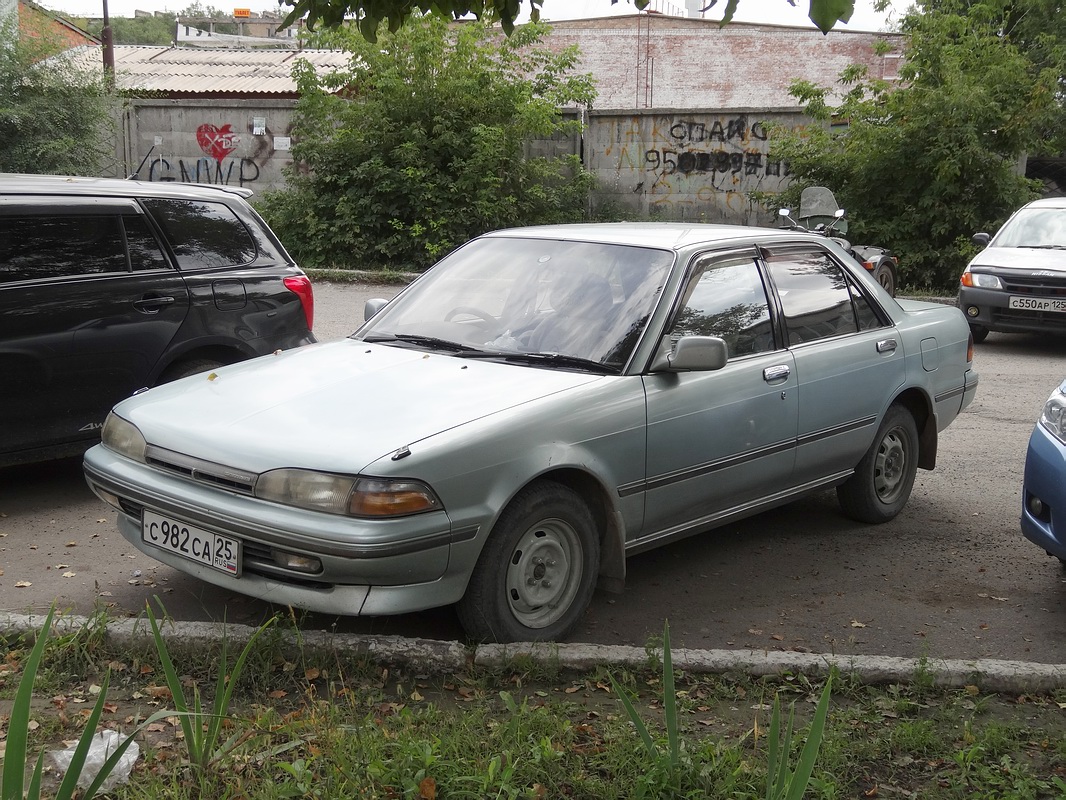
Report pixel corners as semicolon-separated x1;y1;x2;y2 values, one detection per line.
1009;295;1066;313
142;510;240;576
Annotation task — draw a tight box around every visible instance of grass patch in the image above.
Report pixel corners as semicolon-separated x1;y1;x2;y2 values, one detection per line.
1;612;1065;799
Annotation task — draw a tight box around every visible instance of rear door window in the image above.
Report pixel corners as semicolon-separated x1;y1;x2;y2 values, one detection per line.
142;198;257;269
0;216;127;283
763;248;886;345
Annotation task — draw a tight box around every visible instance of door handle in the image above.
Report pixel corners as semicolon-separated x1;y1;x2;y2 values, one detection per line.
763;364;791;383
876;338;897;354
133;295;176;312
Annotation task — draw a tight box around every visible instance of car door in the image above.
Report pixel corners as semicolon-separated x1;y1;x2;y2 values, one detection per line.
637;249;798;546
761;245;904;479
0;197;190;458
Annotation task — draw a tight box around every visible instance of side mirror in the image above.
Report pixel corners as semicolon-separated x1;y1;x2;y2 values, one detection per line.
972;232;991;247
778;207;791;217
651;335;729;373
364;298;389;321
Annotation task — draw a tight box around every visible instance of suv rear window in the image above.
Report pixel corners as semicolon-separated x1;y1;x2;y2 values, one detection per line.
143;198;257;269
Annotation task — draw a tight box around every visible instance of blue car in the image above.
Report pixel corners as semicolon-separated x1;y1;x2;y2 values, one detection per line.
1022;378;1066;565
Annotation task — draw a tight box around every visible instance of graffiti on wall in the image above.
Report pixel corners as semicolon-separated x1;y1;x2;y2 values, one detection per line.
145;121;284;188
599;114;801;221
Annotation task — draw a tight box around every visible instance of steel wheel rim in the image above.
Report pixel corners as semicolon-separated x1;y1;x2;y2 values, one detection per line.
873;428;908;503
505;517;583;629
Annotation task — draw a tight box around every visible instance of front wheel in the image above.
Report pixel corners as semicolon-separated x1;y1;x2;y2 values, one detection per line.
969;323;989;344
457;481;600;643
837;404;919;524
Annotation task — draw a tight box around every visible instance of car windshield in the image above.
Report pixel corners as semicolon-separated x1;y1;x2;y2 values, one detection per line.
358;236;674;371
993;207;1066;249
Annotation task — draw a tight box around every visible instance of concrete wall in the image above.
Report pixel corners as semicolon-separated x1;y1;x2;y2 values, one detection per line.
121;99;809;224
121;98;298;192
585;108;809;225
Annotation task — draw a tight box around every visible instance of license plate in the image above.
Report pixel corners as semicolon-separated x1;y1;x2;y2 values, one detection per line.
1009;295;1066;313
142;510;240;576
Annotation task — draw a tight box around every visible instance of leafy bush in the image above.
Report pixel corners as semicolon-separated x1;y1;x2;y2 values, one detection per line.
256;16;596;271
0;18;118;176
766;0;1060;291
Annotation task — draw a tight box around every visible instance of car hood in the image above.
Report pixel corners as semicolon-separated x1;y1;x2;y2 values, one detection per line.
968;247;1066;272
115;340;604;474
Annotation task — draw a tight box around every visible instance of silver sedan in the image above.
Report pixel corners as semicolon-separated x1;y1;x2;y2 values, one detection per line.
84;223;978;643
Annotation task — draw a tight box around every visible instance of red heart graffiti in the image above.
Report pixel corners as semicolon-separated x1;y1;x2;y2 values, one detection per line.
196;123;240;162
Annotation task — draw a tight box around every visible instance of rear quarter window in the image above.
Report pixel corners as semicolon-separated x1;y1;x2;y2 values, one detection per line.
142;198;257;269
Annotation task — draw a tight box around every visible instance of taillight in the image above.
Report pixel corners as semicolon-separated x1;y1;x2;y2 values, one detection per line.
967;332;974;363
284;275;314;332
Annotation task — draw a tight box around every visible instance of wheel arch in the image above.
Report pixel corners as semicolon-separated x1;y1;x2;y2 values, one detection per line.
151;343;250;385
892;386;936;470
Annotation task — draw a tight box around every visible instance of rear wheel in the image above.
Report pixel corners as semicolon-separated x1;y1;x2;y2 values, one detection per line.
837;404;919;524
872;260;896;297
159;358;223;383
457;481;599;643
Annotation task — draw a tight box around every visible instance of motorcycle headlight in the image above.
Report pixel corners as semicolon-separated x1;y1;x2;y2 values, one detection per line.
255;469;442;517
101;412;147;462
1039;387;1066;444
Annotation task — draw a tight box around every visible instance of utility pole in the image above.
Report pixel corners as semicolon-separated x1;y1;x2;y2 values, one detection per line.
101;0;115;90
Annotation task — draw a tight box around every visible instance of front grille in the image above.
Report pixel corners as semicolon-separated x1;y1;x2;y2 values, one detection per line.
144;446;258;495
997;272;1066;295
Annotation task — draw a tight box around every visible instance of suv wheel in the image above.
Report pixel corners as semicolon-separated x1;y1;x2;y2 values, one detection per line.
160;358;222;383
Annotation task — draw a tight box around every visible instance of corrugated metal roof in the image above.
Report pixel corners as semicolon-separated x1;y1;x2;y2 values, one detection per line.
65;44;351;96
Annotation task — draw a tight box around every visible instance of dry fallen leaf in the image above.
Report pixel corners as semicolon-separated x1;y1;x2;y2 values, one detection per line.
770;634;784;641
418;777;437;800
62;571;77;578
850;620;867;628
66;541;77;547
15;581;31;588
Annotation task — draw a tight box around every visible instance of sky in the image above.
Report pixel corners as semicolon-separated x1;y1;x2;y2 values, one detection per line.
39;0;910;32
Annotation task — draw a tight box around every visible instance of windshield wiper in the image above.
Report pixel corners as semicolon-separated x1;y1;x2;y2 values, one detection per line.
1024;245;1066;250
456;350;618;374
363;333;481;353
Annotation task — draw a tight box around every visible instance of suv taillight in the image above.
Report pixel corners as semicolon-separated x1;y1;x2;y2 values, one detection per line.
284;275;314;332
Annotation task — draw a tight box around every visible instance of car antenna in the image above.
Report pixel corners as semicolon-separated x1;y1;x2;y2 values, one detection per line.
128;144;157;180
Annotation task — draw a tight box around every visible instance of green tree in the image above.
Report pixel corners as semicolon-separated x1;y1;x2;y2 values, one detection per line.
768;0;1060;290
279;0;858;40
88;13;176;45
0;19;118;175
257;16;597;270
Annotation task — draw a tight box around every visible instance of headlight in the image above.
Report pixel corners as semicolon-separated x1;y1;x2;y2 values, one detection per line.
1039;387;1066;444
101;412;147;462
961;271;1003;289
255;469;442;517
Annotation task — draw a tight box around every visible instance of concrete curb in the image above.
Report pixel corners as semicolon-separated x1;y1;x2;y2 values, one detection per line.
3;612;1064;694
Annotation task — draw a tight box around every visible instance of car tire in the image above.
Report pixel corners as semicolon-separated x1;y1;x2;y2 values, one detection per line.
837;404;919;524
969;324;989;344
159;358;223;383
457;480;600;643
873;260;896;297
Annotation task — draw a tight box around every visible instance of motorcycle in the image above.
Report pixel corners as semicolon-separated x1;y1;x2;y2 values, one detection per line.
778;186;898;297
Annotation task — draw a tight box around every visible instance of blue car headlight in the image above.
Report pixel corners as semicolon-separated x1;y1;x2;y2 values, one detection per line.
1039;387;1066;444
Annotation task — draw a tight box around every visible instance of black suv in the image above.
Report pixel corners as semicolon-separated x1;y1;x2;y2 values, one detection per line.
0;174;316;467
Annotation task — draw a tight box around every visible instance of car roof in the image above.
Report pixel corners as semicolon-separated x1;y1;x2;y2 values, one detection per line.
0;173;253;201
482;221;806;250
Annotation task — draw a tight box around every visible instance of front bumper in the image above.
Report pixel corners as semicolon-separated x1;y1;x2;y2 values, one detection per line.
1020;423;1066;562
958;286;1066;336
83;444;478;616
